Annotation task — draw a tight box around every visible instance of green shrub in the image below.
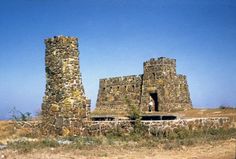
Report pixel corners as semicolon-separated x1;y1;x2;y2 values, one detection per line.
126;97;141;121
9;107;32;121
219;105;235;109
41;139;59;147
8;141;33;153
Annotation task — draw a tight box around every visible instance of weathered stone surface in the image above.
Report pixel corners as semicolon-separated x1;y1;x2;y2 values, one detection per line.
41;36;91;135
95;75;142;115
95;57;192;115
82;117;232;136
14;116;234;137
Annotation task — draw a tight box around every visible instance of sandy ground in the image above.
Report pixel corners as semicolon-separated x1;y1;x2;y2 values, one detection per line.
1;139;236;159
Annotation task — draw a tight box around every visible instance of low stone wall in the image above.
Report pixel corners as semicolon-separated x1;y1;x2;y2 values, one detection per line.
83;117;232;136
83;120;133;136
15;117;233;137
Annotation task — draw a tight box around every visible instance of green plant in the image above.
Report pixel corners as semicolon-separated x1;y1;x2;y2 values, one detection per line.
9;107;32;121
125;97;141;121
8;141;33;153
8;138;60;153
41;139;59;147
219;105;235;109
125;96;147;136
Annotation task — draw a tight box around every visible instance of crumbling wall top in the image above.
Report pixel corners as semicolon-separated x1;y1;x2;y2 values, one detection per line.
99;75;142;86
44;36;78;44
177;74;187;79
144;57;176;66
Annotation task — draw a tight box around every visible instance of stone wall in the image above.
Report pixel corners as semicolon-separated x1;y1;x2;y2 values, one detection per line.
41;36;90;135
95;75;142;115
95;57;192;115
16;117;232;137
82;117;232;136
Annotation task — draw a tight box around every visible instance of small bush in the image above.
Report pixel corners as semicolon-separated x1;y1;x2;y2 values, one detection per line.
177;139;194;146
175;128;190;139
8;141;33;153
41;139;59;147
126;97;141;121
9;107;32;121
66;136;103;149
163;142;175;150
8;138;60;153
219;105;235;109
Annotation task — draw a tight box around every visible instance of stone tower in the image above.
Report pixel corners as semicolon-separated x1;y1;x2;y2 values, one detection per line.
140;57;192;112
41;36;90;135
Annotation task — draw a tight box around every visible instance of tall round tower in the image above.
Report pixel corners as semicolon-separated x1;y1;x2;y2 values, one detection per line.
42;36;90;135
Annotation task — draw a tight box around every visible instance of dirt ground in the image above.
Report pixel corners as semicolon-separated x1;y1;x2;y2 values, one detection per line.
179;108;236;120
0;139;235;159
0;108;236;159
145;108;236;120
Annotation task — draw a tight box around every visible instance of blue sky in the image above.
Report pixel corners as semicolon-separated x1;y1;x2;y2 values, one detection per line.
0;0;235;119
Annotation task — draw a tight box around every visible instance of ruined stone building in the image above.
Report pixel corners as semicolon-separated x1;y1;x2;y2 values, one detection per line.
38;36;234;137
41;36;90;135
95;57;192;115
40;35;192;135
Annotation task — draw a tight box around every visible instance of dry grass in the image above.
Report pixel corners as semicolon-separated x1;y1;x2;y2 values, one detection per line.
1;139;236;159
0;121;15;140
179;108;236;122
1;127;235;154
0;108;236;159
0;121;35;143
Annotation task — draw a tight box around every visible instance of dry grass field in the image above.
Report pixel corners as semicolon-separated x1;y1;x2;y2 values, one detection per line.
180;108;236;119
0;108;236;159
0;139;235;159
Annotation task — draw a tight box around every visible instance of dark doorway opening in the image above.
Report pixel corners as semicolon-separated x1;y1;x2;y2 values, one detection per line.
150;93;159;111
140;115;177;120
91;116;115;121
162;115;177;120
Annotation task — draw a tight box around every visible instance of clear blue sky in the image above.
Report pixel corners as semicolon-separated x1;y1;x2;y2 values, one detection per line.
0;0;235;119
